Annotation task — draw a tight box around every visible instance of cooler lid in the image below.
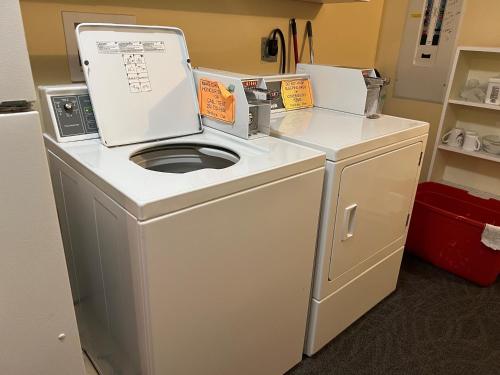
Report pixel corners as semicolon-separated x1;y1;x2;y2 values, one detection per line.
76;23;202;147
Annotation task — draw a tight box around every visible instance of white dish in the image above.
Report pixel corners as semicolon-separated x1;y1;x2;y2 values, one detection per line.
483;135;500;154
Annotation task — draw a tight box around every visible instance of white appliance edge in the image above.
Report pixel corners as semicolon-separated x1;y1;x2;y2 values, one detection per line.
0;1;85;374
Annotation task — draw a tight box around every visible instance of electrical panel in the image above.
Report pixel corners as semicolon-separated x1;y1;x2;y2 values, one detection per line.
394;0;465;103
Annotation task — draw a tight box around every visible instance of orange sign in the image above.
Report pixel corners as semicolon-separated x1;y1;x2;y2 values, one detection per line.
198;78;235;124
281;78;314;110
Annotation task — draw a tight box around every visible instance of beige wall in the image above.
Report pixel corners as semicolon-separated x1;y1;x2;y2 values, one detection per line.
458;0;500;46
375;0;500;180
20;0;384;86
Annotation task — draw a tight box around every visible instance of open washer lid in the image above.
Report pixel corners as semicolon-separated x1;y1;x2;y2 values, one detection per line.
76;23;202;147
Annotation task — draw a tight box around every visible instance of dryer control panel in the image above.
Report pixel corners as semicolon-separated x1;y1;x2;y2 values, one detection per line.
39;84;100;143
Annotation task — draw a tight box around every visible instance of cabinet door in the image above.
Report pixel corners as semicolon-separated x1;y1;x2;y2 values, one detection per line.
329;143;423;281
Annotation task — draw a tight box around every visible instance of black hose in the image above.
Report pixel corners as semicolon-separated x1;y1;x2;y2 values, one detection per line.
272;28;286;74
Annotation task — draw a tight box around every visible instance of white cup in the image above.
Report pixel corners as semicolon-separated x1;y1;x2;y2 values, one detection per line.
463;131;481;152
442;128;464;147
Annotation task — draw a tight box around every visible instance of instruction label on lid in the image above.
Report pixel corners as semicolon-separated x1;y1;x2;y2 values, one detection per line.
123;54;151;93
96;41;166;54
281;79;314;110
198;78;235;124
95;41;166;94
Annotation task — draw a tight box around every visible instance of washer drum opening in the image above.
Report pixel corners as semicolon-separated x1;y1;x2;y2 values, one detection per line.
130;143;240;174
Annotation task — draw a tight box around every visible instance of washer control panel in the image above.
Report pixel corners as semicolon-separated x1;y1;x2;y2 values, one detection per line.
51;94;97;137
39;84;100;143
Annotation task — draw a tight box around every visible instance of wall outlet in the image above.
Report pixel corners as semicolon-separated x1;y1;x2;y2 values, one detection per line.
261;37;277;62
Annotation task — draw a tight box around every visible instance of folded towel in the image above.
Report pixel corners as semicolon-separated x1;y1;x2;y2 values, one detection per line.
481;224;500;251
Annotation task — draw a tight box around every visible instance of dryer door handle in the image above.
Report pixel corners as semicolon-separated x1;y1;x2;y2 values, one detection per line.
342;204;358;241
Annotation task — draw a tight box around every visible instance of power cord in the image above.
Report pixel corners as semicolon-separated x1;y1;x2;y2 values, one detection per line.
267;28;286;74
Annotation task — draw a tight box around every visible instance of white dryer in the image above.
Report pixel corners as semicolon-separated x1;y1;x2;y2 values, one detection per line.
193;68;429;356
191;68;430;356
270;107;429;355
40;24;325;375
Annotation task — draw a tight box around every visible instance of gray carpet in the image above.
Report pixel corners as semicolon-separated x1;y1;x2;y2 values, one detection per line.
287;254;500;375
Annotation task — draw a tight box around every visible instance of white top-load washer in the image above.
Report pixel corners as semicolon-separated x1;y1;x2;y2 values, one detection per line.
41;24;326;375
269;99;429;356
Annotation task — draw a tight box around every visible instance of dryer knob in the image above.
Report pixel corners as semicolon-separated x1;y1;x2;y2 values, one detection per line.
64;103;73;112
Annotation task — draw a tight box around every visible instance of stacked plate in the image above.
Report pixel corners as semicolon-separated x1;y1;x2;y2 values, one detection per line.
483;135;500;155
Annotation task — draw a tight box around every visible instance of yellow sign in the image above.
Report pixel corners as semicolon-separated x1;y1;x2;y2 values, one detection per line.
281;78;314;110
198;78;235;124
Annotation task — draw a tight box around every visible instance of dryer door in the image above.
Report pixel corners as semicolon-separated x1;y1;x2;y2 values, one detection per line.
328;142;423;281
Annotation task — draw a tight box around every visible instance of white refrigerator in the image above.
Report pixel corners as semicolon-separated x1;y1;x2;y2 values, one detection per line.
0;1;85;374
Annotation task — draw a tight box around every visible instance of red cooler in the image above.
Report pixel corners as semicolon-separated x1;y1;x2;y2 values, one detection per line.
406;182;500;286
